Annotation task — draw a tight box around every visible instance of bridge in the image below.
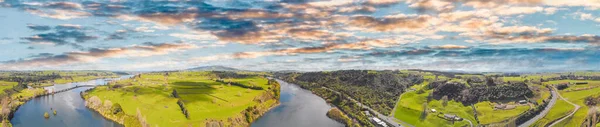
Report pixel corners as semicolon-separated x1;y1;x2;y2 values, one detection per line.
41;85;99;96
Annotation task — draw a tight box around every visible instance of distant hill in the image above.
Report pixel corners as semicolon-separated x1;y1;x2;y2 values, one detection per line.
187;66;241;71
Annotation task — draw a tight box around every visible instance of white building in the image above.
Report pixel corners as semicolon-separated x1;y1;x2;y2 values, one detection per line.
371;117;388;127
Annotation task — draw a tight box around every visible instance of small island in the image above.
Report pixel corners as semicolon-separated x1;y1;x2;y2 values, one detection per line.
44;112;50;119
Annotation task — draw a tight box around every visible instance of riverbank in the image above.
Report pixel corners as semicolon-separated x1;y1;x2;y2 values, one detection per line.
7;75;131;127
81;90;138;127
250;79;345;127
2;88;47;126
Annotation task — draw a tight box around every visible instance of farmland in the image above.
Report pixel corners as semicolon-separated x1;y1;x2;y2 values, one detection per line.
82;71;280;127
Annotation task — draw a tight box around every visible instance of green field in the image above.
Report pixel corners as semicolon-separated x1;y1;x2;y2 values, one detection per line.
394;90;473;127
475;101;530;124
555;86;600;126
84;71;279;127
0;81;18;94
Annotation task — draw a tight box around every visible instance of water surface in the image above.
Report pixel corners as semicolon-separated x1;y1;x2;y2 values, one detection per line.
11;75;132;127
251;79;343;127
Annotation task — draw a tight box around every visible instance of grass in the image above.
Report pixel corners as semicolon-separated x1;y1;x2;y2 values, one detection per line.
394;90;473;127
475;101;530;124
531;99;575;127
555;85;600;126
0;81;18;95
85;71;277;127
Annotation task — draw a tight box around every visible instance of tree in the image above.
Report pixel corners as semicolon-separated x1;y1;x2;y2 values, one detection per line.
44;112;50;119
172;89;179;98
1;97;10;119
420;103;428;120
103;100;113;111
111;103;123;115
442;95;449;107
87;96;102;108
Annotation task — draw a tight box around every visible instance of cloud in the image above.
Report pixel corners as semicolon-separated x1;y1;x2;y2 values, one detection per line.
430;44;469;49
116;6;201;26
346;15;432;31
364;0;402;6
25;8;91;20
307;0;355;7
45;2;82;10
338;6;377;14
169;32;218;41
0;42;197;69
192;39;409;62
225;9;294;19
461;0;543;8
545;35;600;43
55;24;82;30
21;29;97;48
407;0;455;12
26;24;51;31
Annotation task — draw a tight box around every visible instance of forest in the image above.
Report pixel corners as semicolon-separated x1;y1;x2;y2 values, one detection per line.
276;70;423;115
430;81;534;104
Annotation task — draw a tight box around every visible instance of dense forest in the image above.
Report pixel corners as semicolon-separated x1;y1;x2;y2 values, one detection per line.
276;70;423;115
429;80;534;104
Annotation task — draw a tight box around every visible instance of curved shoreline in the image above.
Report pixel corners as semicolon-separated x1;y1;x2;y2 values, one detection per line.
80;91;127;126
8;76;131;126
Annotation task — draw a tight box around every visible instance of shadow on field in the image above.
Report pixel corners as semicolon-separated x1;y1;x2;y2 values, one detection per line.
171;81;218;103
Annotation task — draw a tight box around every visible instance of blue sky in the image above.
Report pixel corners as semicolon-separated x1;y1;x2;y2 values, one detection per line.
0;0;599;72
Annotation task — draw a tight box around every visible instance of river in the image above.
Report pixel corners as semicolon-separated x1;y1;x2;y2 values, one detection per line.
251;79;343;127
11;77;341;127
11;75;132;127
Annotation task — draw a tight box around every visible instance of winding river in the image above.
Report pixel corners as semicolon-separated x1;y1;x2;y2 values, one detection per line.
10;77;340;127
251;79;343;127
11;75;132;127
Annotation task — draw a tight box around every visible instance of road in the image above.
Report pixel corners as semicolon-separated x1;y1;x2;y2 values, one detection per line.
321;87;411;127
389;89;411;117
518;87;558;127
465;119;474;127
548;87;580;127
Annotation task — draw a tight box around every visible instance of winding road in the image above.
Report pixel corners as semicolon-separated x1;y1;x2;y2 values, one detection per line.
518;87;558;127
548;87;580;127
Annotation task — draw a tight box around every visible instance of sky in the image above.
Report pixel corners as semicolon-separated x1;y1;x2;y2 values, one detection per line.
0;0;599;72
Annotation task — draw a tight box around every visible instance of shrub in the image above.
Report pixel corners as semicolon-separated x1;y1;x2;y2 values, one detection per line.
556;84;569;90
172;89;179;98
111;103;123;115
177;99;190;119
87;96;102;108
44;112;50;119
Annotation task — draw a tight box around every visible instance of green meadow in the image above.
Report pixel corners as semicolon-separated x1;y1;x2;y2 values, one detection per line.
394;88;473;127
0;81;18;94
83;71;279;127
555;86;600;126
475;101;530;124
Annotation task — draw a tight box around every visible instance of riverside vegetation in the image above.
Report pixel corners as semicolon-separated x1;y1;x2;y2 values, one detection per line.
81;71;280;127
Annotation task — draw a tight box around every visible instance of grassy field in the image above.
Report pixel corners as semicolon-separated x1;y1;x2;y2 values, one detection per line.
531;99;575;127
393;74;561;127
475;101;530;124
394;90;473;127
0;81;18;94
554;86;600;126
84;71;278;127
